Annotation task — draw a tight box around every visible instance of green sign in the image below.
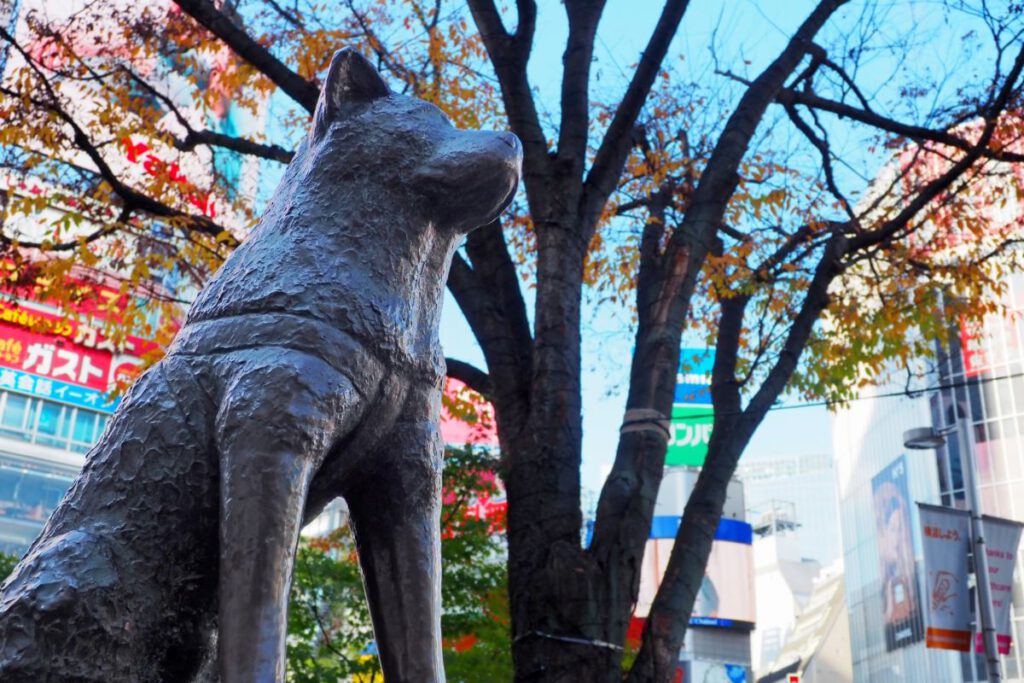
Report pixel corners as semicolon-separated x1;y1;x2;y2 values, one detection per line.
666;404;713;466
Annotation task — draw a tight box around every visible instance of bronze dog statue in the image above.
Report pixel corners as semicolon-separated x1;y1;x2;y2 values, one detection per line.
0;48;521;682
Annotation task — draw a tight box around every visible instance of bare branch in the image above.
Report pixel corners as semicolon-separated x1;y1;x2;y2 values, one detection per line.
583;0;691;236
777;88;1024;164
852;43;1024;252
116;64;294;163
557;1;606;171
175;129;293;164
783;102;857;220
466;0;552;210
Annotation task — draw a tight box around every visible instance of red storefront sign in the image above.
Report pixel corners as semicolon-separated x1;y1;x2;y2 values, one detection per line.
0;297;152;393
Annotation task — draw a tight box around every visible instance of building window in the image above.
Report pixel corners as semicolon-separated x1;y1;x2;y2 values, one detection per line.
0;390;108;454
0;453;78;556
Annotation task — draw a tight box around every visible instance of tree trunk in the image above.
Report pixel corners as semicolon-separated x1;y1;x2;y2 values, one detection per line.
625;419;752;683
506;212;596;681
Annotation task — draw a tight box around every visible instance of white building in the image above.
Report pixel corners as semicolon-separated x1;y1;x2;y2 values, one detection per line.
749;504;822;675
631;468;756;681
759;563;852;683
832;269;1024;682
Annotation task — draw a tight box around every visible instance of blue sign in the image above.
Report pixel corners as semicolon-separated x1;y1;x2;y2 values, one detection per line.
0;367;118;413
649;515;752;544
676;348;713;404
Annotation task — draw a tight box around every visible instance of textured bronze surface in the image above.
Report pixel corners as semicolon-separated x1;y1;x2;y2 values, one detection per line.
0;48;521;683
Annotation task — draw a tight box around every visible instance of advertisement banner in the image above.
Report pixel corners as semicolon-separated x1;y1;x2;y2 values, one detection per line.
959;317;988;377
0;297;151;413
666;405;713;466
675;347;714;405
918;503;972;651
666;349;713;466
977;515;1024;655
635;516;755;628
872;456;924;650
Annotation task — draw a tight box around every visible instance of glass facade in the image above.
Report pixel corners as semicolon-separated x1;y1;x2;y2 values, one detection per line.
0;453;78;556
833;388;962;682
739;453;841;566
927;273;1024;681
833;273;1024;682
0;388;106;557
0;391;109;455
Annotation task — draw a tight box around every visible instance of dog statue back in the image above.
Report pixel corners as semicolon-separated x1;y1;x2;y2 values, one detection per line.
0;48;521;683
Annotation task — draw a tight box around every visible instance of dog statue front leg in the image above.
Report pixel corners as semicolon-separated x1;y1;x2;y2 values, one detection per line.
347;421;445;683
217;444;316;683
212;354;357;683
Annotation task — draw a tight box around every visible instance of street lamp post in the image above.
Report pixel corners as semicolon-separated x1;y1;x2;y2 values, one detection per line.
905;408;1001;682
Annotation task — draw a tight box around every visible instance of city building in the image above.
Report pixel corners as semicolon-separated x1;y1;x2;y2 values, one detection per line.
748;501;822;675
758;563;852;683
735;453;844;676
832;272;1024;682
632;467;756;681
739;453;841;567
833;382;967;682
0;288;150;555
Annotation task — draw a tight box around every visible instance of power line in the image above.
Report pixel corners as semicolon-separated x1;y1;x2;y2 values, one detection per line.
668;368;1024;421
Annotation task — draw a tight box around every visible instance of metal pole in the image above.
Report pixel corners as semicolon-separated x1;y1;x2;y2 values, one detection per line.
956;405;1001;682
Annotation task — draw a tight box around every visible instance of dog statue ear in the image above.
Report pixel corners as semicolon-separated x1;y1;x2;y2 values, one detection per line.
312;48;390;139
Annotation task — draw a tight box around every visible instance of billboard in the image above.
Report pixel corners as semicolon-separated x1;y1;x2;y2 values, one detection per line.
667;405;713;466
667;348;713;467
918;503;972;651
872;455;924;650
0;292;152;413
635;516;755;628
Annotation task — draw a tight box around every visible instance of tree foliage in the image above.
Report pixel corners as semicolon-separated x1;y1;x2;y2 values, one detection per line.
286;444;510;682
0;553;15;582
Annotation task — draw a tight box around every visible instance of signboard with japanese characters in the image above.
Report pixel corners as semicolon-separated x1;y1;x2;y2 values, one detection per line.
0;297;149;413
918;503;972;651
666;348;714;467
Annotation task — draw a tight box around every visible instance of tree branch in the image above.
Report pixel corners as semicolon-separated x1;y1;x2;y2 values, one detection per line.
445;358;492;398
176;128;293;164
446;222;534;439
623;4;850;680
583;0;690;234
171;0;320;113
777;88;1024;164
850;42;1024;253
557;1;606;171
746;233;845;416
654;0;849;357
0;32;236;246
466;0;552;213
117;63;295;163
783;102;856;220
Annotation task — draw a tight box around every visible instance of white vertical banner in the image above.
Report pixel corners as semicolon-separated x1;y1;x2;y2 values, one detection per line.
918;503;973;651
979;515;1024;655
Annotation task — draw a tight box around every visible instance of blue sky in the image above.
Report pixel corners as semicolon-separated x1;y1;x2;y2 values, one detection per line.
439;0;839;500
252;0;993;501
